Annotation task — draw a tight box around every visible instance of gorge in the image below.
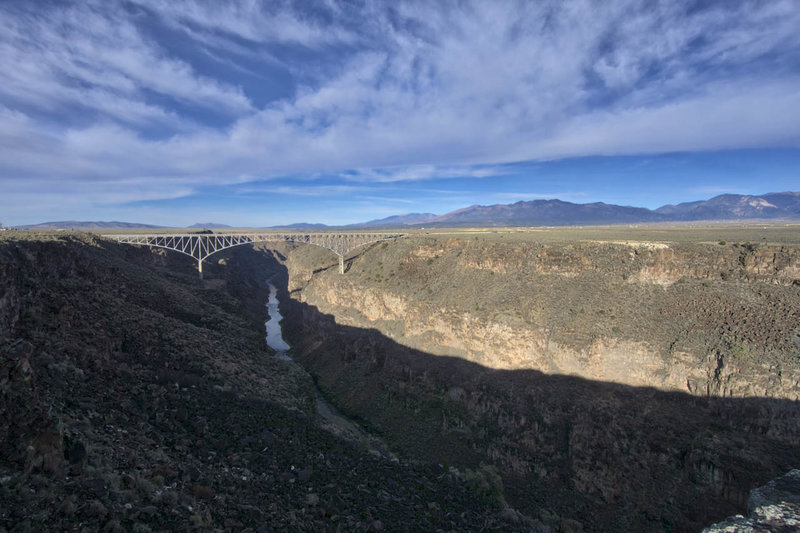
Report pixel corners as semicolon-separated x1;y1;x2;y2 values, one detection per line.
268;227;800;531
1;227;799;531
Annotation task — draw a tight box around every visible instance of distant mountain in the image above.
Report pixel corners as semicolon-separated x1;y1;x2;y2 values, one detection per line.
268;222;330;230
656;192;800;221
422;199;665;227
17;221;168;230
761;191;800;213
17;192;799;232
361;192;800;228
187;223;232;229
357;213;438;227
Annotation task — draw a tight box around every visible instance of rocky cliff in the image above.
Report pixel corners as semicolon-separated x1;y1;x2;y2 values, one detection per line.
0;233;535;531
704;469;800;531
276;235;800;531
284;237;800;399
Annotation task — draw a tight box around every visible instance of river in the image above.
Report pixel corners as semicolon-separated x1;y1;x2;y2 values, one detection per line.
265;281;291;361
264;277;396;461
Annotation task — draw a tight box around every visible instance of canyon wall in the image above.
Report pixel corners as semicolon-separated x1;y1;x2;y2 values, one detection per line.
276;236;800;531
284;237;800;399
1;233;530;532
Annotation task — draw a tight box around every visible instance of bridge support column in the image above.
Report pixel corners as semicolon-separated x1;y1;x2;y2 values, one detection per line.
339;255;344;274
198;258;203;280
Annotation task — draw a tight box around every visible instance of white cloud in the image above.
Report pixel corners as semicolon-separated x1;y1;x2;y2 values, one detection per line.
341;165;507;183
490;192;589;201
233;184;374;196
0;2;252;126
132;0;359;48
529;79;800;159
1;0;799;224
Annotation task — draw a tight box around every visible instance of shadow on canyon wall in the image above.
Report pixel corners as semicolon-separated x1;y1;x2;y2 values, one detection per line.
2;235;549;532
251;250;800;533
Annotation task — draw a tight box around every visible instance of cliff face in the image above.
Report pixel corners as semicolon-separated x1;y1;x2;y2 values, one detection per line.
277;236;800;531
704;469;800;531
285;238;800;399
0;233;533;532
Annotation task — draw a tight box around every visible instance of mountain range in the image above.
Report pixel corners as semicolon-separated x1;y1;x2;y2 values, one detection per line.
14;221;232;230
187;222;232;229
355;191;800;228
12;192;800;230
14;221;168;230
654;192;800;221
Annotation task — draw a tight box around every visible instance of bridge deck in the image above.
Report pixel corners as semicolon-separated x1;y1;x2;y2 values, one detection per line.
104;232;403;277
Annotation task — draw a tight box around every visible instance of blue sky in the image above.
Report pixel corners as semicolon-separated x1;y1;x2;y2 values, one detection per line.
1;0;798;226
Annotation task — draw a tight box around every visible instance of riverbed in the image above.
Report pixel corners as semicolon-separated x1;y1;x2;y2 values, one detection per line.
265;281;291;361
264;277;397;461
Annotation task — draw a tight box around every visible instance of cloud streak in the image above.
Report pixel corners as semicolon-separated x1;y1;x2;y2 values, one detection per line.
1;0;799;224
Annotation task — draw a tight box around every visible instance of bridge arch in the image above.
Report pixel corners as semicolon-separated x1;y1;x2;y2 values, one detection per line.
105;232;403;278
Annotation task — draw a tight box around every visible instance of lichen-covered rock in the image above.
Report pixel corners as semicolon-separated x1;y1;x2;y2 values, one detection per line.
704;469;800;532
748;469;800;513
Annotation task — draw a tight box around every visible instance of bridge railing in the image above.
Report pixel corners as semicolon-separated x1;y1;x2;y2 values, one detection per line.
105;232;403;278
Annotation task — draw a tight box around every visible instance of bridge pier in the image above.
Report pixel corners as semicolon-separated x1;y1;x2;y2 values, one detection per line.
107;232;403;278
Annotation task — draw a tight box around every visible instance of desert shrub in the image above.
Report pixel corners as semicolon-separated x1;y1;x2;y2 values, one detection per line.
463;464;506;509
728;341;751;361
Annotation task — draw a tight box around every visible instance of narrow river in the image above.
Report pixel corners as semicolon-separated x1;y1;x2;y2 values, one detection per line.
264;281;291;361
264;277;397;461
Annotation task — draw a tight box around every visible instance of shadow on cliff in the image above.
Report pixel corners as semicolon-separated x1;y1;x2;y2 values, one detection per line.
250;249;800;533
72;238;798;532
3;235;559;532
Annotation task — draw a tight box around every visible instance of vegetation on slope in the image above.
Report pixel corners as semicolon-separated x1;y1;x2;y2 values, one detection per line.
276;231;800;532
0;232;536;532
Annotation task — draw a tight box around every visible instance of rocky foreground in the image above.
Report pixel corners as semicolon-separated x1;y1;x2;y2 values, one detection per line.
3;230;799;532
704;469;800;532
0;233;537;531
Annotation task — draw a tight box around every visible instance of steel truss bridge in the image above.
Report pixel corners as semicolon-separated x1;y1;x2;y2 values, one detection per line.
106;232;403;278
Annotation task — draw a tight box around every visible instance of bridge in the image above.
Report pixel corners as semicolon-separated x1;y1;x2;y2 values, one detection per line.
106;232;403;278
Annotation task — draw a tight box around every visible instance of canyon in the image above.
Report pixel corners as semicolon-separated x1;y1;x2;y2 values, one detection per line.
282;233;800;399
0;232;535;532
1;227;799;531
270;228;800;531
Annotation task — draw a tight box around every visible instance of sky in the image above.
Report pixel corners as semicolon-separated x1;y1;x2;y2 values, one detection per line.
1;0;799;227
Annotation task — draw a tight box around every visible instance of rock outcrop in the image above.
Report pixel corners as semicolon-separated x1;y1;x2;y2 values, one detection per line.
283;238;800;399
0;233;536;531
704;469;800;531
275;235;800;531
